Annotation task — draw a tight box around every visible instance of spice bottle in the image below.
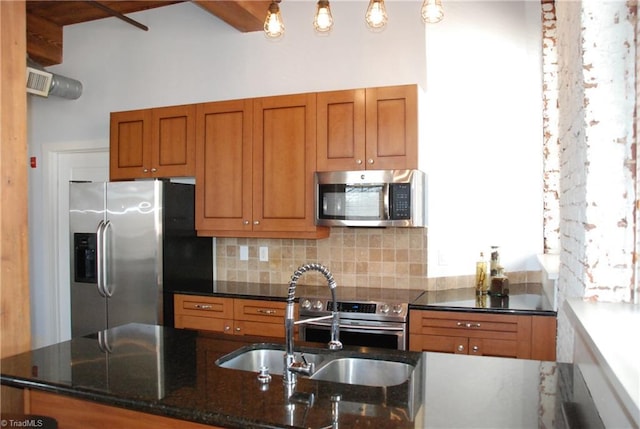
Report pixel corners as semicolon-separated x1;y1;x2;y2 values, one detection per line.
489;246;500;278
475;252;488;294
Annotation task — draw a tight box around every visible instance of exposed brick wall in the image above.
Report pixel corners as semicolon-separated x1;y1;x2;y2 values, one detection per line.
542;2;561;255
552;0;637;362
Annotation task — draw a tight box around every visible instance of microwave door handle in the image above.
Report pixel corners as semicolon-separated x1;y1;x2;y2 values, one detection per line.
95;221;107;298
383;183;391;220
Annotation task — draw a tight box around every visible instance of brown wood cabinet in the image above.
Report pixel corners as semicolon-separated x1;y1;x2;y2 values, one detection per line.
409;310;556;361
26;390;222;429
110;104;196;180
174;294;292;339
317;85;419;171
195;94;329;239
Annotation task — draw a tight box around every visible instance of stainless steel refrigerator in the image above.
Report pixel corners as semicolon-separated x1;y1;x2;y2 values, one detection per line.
69;180;212;337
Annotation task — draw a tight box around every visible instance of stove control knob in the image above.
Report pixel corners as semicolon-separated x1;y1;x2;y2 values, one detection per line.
300;299;311;310
379;303;390;314
392;304;404;314
313;300;324;310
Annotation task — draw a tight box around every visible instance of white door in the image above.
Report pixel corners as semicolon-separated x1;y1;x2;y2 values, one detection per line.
32;143;108;348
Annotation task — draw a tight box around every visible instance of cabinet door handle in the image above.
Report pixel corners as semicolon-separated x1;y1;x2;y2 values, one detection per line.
456;322;481;328
253;220;260;225
224;325;231;332
472;345;480;353
356;159;363;165
143;168;149;173
367;158;374;165
257;309;277;315
243;220;250;225
235;327;241;332
456;344;465;352
195;304;213;310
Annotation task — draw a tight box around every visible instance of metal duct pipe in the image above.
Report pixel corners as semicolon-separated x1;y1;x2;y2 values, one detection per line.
48;73;83;99
26;57;83;100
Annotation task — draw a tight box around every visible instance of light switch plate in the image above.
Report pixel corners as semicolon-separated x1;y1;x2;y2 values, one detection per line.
239;245;248;261
259;246;268;262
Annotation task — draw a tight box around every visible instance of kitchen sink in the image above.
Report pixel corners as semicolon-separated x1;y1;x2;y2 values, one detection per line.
215;343;415;387
215;344;326;375
309;357;413;387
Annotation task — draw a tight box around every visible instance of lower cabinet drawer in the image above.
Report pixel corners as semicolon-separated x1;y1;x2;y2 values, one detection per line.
174;315;232;333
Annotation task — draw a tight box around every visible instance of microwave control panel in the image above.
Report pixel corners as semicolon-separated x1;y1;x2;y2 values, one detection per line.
389;183;411;219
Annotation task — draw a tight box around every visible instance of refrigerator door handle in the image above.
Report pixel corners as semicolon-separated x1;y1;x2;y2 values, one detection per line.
95;221;107;298
101;220;114;298
97;330;114;354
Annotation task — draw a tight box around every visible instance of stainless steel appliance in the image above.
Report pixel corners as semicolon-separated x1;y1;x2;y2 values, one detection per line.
315;169;427;227
69;180;213;337
298;296;409;350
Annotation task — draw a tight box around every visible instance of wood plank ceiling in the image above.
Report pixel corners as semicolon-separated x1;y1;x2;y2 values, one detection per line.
26;1;270;66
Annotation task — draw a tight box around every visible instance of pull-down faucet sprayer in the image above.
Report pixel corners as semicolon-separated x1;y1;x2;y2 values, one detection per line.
284;263;342;386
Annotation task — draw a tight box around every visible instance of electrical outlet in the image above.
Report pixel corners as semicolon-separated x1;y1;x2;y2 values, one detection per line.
239;245;248;261
259;246;268;262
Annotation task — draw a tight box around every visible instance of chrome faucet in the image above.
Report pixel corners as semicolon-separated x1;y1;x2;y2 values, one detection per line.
284;263;342;386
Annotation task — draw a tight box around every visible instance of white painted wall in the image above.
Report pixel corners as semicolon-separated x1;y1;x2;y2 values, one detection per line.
27;1;543;346
423;1;544;277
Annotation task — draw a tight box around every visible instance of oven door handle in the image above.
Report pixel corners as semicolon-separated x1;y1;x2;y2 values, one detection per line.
303;320;406;332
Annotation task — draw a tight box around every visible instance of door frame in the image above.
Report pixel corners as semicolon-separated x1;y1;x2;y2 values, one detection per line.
40;140;108;346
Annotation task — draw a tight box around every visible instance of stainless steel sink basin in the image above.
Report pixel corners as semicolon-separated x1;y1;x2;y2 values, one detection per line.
309;357;413;387
216;344;325;376
216;344;415;387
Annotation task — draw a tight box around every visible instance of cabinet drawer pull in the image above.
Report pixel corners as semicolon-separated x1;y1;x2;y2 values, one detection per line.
456;322;481;328
194;304;213;310
257;309;277;315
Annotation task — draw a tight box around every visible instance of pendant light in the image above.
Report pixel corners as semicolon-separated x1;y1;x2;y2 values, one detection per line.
365;0;388;31
264;0;285;39
421;0;444;24
313;0;334;33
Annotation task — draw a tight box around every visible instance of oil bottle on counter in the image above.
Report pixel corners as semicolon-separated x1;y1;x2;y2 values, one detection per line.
475;252;489;294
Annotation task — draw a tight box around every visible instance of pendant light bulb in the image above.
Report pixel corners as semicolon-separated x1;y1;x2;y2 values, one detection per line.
264;0;285;39
314;0;334;33
421;0;444;24
365;0;388;31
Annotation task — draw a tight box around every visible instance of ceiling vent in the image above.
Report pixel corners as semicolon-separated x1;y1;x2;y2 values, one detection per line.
26;67;53;97
26;59;83;100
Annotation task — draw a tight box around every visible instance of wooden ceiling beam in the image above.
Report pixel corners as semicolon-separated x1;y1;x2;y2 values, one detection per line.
26;12;62;66
192;0;270;33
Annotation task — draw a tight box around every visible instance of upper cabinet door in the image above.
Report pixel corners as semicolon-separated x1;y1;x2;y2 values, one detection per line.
317;85;419;172
317;89;366;171
195;99;253;232
110;109;152;181
110;105;196;180
253;93;319;233
151;104;196;178
365;85;419;170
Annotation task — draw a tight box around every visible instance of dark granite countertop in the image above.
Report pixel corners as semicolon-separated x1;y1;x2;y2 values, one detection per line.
410;283;556;316
1;323;600;428
174;280;555;317
174;280;426;305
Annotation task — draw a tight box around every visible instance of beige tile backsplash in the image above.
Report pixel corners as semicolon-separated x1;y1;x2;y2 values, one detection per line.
216;227;541;290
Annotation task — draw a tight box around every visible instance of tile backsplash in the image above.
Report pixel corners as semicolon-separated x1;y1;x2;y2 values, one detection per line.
215;227;541;290
216;227;427;289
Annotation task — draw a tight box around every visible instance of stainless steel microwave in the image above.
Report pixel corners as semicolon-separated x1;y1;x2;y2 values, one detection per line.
315;170;427;227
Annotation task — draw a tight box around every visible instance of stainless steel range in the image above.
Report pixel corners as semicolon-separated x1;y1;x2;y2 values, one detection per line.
298;296;410;350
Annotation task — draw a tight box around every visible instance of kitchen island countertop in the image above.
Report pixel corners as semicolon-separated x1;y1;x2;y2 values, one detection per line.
1;323;601;428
